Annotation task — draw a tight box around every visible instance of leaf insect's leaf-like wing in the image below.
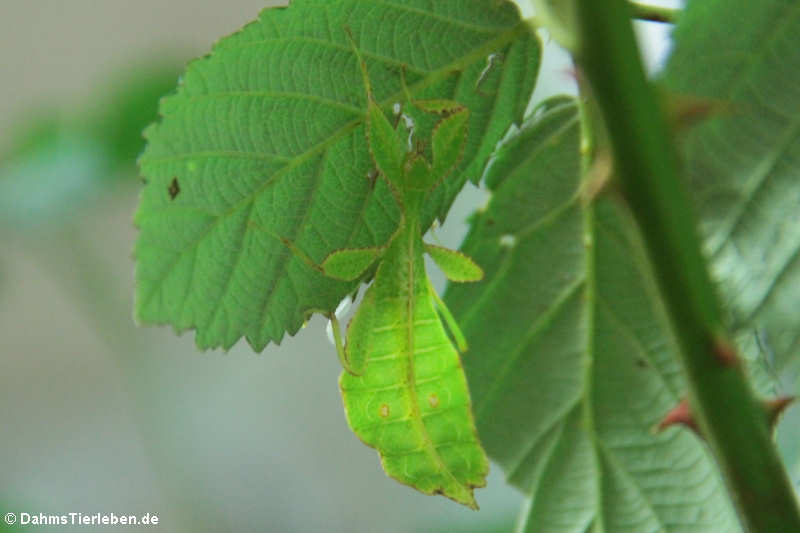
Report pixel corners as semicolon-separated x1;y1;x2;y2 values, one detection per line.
322;247;383;281
425;244;484;282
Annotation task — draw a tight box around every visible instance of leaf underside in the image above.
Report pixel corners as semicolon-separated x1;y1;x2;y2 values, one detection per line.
445;98;740;532
663;0;800;491
134;0;540;350
664;0;800;384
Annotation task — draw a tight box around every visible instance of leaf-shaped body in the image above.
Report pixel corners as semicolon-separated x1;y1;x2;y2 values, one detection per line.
340;218;488;508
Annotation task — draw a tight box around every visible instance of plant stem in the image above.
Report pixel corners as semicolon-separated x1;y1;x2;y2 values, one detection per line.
573;1;800;531
629;2;679;24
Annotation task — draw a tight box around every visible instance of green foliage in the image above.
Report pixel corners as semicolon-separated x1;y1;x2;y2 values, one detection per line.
663;0;800;496
134;0;539;350
332;40;488;507
129;0;800;528
445;97;740;531
664;0;800;384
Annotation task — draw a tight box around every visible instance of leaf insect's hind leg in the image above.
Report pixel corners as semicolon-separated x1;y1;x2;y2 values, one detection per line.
328;311;363;375
339;283;379;375
322;247;385;281
427;278;469;353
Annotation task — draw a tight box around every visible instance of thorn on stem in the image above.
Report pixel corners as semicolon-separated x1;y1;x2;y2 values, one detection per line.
656;398;701;435
712;337;739;366
765;396;796;428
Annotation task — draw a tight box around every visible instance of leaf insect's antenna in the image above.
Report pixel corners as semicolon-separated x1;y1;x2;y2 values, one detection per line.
247;221;324;275
475;52;503;96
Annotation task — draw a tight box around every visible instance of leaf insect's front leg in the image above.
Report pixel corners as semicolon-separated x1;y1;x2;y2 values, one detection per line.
247;219;388;374
425;244;483;282
248;220;386;281
322;246;387;375
424;245;483;353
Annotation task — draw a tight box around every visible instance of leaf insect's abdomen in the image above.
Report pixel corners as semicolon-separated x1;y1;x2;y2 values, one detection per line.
339;238;487;508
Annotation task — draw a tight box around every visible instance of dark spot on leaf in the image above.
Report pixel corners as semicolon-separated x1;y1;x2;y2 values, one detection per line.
140;177;148;185
168;177;180;200
486;218;495;226
636;358;648;368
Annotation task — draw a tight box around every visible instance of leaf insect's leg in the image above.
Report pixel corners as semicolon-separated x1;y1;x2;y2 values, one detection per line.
247;221;323;274
425;243;484;282
341;282;378;376
322;247;385;281
426;277;469;353
328;311;361;375
328;283;378;375
249;221;387;282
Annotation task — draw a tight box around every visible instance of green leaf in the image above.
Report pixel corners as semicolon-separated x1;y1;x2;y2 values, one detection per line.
135;0;540;350
663;0;800;380
663;0;800;490
445;98;740;531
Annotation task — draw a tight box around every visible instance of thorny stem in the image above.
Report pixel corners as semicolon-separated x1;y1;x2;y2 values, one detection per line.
573;0;800;531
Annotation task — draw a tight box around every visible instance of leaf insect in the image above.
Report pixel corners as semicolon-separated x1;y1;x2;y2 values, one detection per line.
314;30;489;509
253;29;490;508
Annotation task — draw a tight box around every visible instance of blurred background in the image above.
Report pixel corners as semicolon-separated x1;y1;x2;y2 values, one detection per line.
0;1;678;531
